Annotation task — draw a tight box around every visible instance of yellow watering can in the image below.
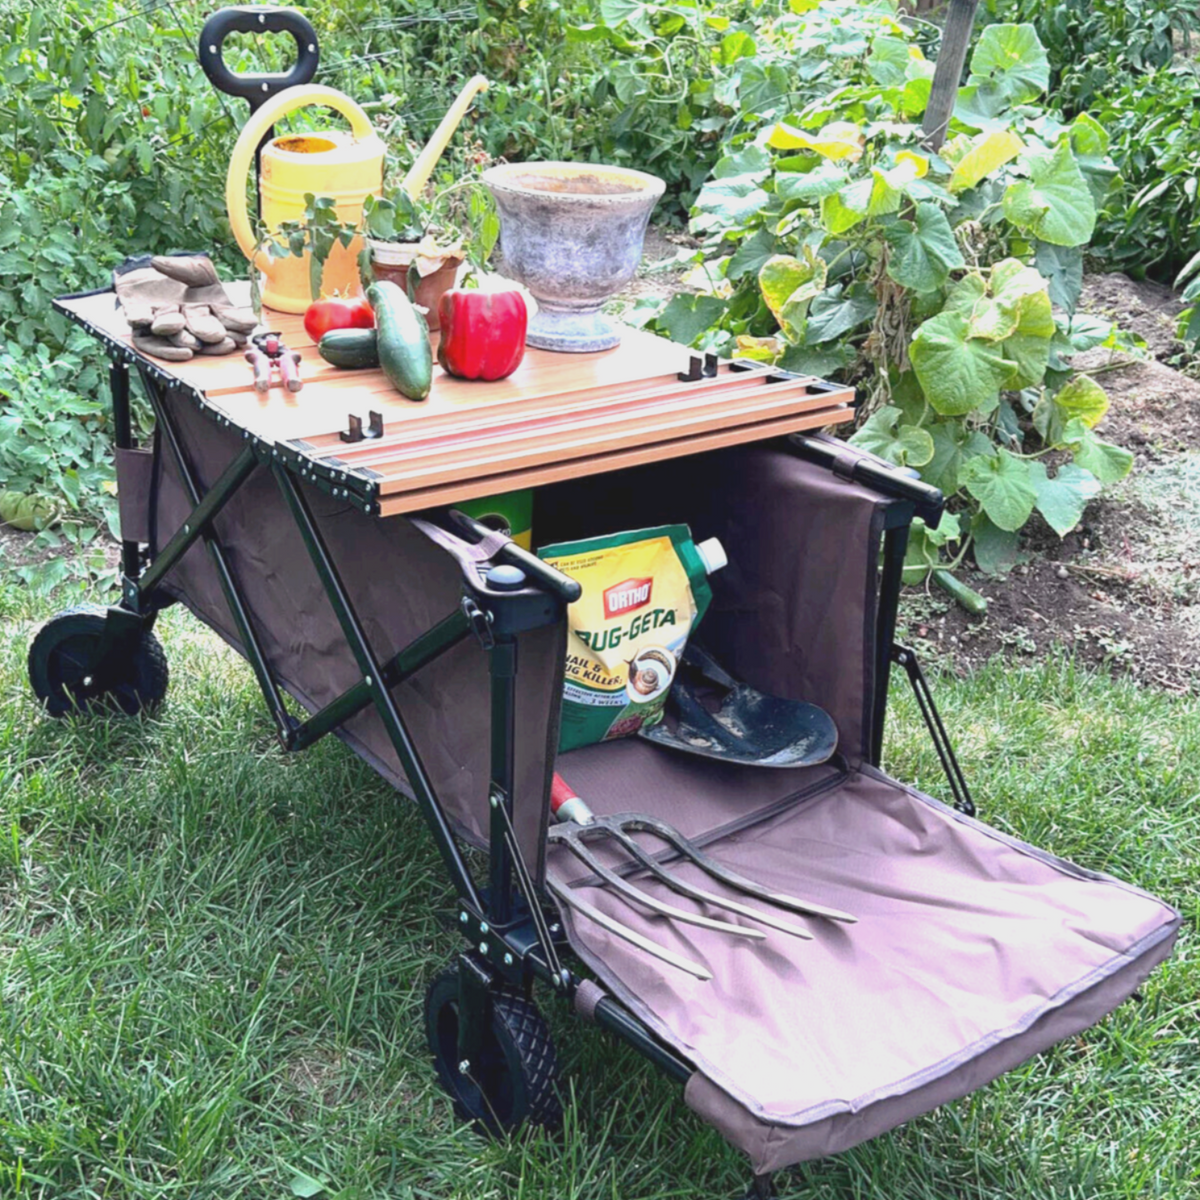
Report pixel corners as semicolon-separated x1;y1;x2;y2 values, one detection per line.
203;7;487;314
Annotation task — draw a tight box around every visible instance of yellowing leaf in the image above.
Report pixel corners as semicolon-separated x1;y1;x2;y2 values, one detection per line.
758;250;827;341
735;334;781;361
948;130;1024;194
895;150;929;179
767;120;864;161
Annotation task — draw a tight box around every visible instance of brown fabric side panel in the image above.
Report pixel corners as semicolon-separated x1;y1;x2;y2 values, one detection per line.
684;925;1178;1173
115;446;154;545
534;443;886;764
150;394;563;880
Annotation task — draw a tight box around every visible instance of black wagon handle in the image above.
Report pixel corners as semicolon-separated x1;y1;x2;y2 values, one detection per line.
198;6;319;112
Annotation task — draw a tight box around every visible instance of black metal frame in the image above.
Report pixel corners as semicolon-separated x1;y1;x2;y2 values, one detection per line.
58;289;972;1162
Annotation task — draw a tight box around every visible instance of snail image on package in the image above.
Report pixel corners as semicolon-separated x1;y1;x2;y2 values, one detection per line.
538;524;726;752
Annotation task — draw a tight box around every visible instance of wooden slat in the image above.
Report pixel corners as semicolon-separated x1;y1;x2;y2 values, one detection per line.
377;403;851;516
59;287;855;518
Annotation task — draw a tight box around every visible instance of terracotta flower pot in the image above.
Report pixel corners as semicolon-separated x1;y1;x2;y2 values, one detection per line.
367;240;463;331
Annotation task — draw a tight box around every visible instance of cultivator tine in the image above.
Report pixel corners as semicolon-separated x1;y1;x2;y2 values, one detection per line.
621;814;857;925
598;822;815;941
546;878;712;981
549;827;766;941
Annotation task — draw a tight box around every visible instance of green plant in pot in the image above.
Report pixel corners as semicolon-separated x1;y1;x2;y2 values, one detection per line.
360;173;501;330
252;194;359;313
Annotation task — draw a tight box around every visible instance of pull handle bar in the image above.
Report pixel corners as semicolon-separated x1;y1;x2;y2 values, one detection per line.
199;6;319;112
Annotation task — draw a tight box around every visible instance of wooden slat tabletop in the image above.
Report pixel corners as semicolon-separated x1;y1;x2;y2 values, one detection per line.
60;286;853;516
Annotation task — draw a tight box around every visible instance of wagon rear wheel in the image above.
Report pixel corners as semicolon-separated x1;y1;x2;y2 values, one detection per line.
28;605;169;718
425;965;561;1135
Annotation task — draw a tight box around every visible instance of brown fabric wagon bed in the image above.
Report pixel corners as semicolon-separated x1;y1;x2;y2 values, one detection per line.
44;280;1179;1187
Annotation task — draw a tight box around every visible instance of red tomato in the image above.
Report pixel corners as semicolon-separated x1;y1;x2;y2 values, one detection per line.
303;296;375;342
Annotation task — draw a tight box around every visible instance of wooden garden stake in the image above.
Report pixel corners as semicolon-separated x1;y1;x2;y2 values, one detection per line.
921;0;981;151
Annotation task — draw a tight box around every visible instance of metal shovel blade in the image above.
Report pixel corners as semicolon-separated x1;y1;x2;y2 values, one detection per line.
640;644;838;768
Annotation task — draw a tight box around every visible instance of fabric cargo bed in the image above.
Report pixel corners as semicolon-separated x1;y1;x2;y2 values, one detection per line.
551;749;1179;1172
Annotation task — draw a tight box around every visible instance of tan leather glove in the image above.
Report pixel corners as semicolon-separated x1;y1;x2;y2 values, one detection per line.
114;254;258;361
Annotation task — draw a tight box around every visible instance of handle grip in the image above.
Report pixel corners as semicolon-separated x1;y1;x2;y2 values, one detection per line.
225;84;380;272
199;6;319;111
550;774;593;824
280;351;303;393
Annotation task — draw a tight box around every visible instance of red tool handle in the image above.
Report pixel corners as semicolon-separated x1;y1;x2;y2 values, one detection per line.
244;347;271;393
280;349;303;393
551;773;594;825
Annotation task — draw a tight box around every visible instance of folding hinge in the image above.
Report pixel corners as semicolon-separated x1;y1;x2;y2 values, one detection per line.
461;596;495;650
891;643;976;817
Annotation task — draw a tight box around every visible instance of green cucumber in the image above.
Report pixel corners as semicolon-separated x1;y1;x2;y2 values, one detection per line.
366;280;433;401
933;568;988;616
318;328;379;369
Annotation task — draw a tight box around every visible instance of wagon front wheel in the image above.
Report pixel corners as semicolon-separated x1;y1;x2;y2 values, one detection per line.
425;965;562;1135
28;605;169;718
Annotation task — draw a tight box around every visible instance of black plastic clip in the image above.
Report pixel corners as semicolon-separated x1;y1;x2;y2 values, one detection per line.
677;355;704;383
703;352;719;377
341;411;384;443
461;596;495;650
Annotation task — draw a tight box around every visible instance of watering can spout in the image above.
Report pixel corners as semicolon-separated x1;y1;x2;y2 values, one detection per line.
403;75;489;199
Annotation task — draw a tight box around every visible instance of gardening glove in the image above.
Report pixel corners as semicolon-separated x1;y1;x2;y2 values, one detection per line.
113;254;257;362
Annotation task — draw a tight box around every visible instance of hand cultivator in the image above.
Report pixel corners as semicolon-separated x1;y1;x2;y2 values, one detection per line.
547;774;854;980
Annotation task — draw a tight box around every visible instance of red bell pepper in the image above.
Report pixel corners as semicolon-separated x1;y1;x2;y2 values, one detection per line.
437;288;527;381
303;295;375;343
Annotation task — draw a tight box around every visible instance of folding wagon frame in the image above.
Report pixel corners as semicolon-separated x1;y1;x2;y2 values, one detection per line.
35;290;984;1195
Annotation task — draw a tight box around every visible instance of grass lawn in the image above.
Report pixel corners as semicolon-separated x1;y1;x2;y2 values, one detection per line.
1;580;1197;1200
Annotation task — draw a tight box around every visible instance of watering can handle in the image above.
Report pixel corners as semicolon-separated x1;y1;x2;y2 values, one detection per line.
199;7;319;112
225;85;378;272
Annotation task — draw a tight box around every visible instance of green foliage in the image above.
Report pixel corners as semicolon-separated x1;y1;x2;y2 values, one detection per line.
641;8;1129;578
981;0;1200;284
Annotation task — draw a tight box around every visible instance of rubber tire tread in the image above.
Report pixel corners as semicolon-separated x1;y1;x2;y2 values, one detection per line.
28;604;169;718
425;965;562;1134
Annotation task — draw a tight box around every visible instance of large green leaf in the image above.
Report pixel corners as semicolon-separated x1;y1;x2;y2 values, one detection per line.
910;311;1011;416
1028;460;1102;536
1003;143;1096;247
655;294;727;346
775;162;848;203
727;230;777;281
1035;240;1083;314
805;284;876;343
884;202;965;292
694;172;771;225
971;511;1022;576
849;406;935;468
867;35;912;86
599;0;654;35
961;449;1038;532
967;23;1050;103
947;130;1024;194
759;252;827;341
778;340;852;378
924;420;994;494
1062;417;1134;484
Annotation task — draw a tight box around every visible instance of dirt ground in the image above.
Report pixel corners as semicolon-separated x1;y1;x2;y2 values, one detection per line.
4;254;1197;690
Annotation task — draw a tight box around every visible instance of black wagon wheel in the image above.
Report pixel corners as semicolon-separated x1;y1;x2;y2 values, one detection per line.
425;965;562;1135
28;605;169;718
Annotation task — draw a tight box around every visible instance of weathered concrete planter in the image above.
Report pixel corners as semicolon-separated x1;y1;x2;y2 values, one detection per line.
483;162;665;352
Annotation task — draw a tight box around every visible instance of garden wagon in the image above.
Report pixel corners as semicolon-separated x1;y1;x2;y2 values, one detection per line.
29;14;1181;1198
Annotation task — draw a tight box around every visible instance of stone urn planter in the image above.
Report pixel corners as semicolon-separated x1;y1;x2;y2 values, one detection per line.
483;162;665;352
366;239;462;332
